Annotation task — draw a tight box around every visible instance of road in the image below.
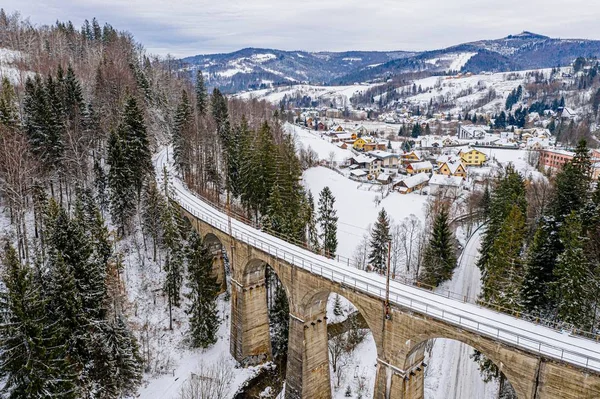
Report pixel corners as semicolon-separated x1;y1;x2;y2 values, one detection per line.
426;228;498;399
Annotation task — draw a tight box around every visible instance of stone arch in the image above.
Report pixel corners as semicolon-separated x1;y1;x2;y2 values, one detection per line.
241;258;293;307
300;287;384;354
402;330;532;399
202;232;228;293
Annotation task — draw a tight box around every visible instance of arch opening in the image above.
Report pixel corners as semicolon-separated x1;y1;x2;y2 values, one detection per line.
203;233;229;294
239;259;291;396
407;337;518;399
302;290;379;399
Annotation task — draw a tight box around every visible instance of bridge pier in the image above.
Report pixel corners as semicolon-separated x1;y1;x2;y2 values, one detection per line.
230;278;272;366
285;311;331;399
209;250;226;294
374;356;424;399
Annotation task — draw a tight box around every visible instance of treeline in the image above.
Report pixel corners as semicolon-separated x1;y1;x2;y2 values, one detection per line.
478;140;600;333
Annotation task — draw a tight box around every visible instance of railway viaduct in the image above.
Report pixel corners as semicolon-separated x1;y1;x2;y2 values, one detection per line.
181;206;600;399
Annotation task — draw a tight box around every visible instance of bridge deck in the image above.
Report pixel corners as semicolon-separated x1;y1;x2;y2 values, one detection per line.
155;148;600;372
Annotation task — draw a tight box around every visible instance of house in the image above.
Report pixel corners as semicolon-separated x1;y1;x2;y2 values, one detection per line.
459;149;487;166
349;154;375;170
353;137;368;151
401;151;422;166
436;154;462;167
331;133;353;143
376;172;392;184
539;149;574;169
406;161;433;175
429;174;463;196
336;142;348;150
559;107;577;120
394;173;429;194
526;137;550;150
363;141;387;152
317;121;327;131
437;160;467;178
331;124;344;132
350;169;367;179
369;151;400;169
457;124;487;140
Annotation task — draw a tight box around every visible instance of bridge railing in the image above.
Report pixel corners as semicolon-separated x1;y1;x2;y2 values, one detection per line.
157;150;600;372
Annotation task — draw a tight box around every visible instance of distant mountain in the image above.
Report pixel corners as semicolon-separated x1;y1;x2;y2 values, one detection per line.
179;32;600;92
179;48;415;92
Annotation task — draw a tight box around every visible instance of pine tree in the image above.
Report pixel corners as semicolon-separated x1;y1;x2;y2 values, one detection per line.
369;208;391;273
552;212;594;330
269;276;289;357
195;70;208;115
142;182;165;262
0;77;19;127
161;168;184;329
421;206;456;286
318;186;338;258
481;205;526;311
0;243;76;398
119;95;153;199
551;139;591;222
186;231;220;348
520;218;560;315
333;294;343;317
108;128;136;235
93;158;109;212
306;191;320;252
172;90;193;176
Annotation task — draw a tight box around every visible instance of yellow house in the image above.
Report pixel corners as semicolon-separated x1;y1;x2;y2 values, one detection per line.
335;125;344;132
459;149;487;166
401;151;421;165
353;137;367;151
437;161;467;178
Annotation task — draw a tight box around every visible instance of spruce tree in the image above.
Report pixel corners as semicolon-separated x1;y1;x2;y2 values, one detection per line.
481;205;526;311
369;208;391;273
142;182;165;262
172;90;193;176
119;95;153;199
186;231;220;348
269;276;289;357
520;218;560;315
195;69;208;115
333;294;343;317
108;128;136;235
307;191;320;252
421;206;456;286
0;77;19;127
318;186;338;258
0;243;75;398
552;212;594;330
161;169;184;329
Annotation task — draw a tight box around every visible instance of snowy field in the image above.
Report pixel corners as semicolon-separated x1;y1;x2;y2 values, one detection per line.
235;82;379;107
302;167;428;258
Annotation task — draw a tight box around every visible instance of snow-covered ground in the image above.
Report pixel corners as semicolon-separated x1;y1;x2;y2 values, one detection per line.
302;167;428;258
425;228;499;399
289;124;351;163
0;47;30;85
235;82;378;107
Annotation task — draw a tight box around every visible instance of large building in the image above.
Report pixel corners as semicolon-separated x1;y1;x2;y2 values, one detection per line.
539;149;574;169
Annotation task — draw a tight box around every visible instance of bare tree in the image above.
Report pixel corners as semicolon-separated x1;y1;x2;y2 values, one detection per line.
352;231;370;270
179;357;234;399
328;333;350;389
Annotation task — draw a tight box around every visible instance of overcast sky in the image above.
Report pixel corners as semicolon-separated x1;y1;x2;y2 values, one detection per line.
4;0;600;58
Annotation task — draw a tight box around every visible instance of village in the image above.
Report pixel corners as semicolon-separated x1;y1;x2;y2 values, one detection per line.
291;112;600;198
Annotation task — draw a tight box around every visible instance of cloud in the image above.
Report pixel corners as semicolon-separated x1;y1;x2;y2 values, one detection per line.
3;0;600;58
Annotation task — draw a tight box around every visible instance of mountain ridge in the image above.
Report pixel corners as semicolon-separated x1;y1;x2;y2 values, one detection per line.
178;32;600;92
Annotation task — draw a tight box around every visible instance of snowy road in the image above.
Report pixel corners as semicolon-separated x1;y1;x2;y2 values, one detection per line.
426;228;498;399
155;147;600;373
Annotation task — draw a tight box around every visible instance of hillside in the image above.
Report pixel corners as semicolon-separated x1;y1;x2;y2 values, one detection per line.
180;32;600;92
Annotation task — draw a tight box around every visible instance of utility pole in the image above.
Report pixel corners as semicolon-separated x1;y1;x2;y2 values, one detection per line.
385;239;391;320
